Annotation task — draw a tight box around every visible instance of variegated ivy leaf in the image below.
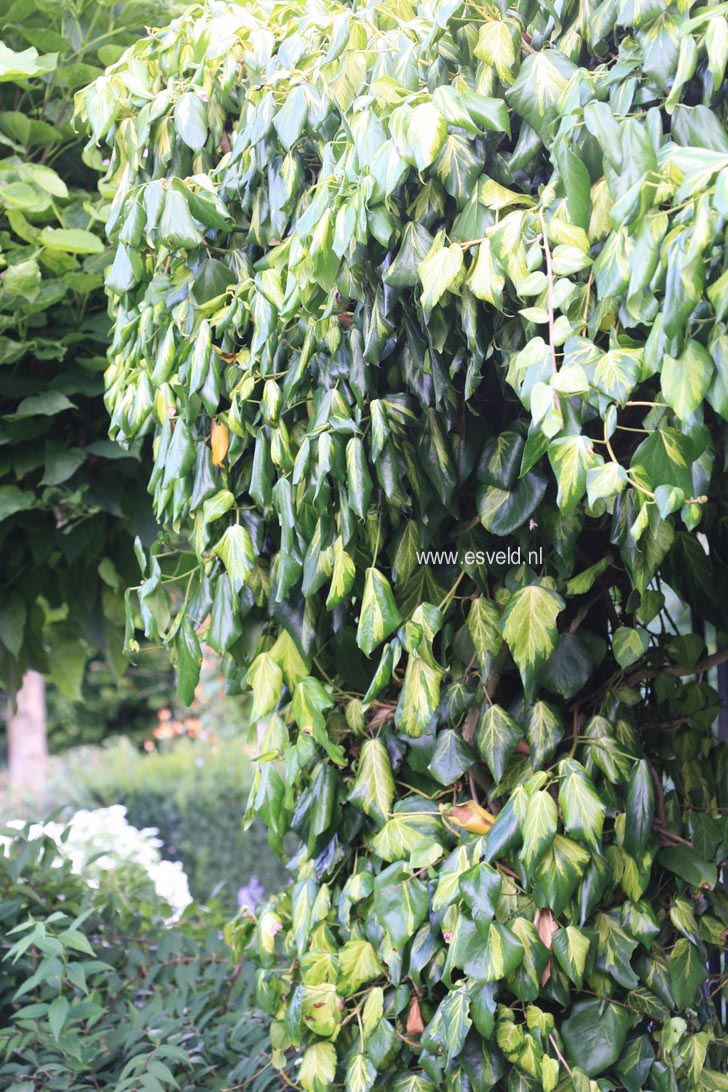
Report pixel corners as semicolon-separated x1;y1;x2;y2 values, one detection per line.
356;567;401;656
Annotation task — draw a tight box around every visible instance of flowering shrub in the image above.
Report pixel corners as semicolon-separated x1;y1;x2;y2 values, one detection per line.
2;805;192;918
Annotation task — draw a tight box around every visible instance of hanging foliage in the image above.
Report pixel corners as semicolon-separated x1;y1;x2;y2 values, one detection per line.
80;0;728;1087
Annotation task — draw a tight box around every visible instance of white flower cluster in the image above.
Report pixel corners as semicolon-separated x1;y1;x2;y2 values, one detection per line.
2;805;192;919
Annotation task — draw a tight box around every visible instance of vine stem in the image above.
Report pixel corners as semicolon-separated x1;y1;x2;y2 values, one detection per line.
549;1033;573;1077
539;209;558;375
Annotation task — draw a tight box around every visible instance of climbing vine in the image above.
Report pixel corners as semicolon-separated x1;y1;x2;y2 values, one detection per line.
80;0;728;1088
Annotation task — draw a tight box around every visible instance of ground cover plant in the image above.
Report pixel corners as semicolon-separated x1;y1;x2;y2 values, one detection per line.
78;0;728;1088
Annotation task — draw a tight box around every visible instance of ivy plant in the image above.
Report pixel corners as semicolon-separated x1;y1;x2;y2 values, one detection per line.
80;0;728;1088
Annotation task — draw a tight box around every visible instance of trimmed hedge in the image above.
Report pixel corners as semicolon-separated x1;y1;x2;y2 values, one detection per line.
59;739;290;913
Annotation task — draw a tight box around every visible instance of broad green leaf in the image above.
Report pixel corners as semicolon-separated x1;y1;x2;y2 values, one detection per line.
593;348;642;405
668;939;708;1009
346;436;373;519
299;1041;337;1092
548;435;602;514
357;568;401;656
39;227;103;254
561;1000;630;1077
395;654;442;738
558;759;606;849
458;862;501;935
526;702;563;769
506;50;576;141
428;729;475;785
595;911;639;989
421;986;472;1065
349;738;394;825
475;704;523;782
623;760;655;859
475;21;516;82
419;238;464;311
501;584;565;682
246;652;284;721
326;536;355;608
466;598;503;660
371;799;443;862
521;790;558;871
346;1054;376;1092
338;940;382;995
373;861;429;948
613;626;649;668
661;341;714;421
551;925;590;988
213;524;255;592
174;91;208;150
481;921;525;981
406;102;447;171
533;834;590;916
175;620;201;705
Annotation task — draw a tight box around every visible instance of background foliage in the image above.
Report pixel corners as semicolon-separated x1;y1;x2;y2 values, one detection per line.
0;0;176;697
73;0;728;1088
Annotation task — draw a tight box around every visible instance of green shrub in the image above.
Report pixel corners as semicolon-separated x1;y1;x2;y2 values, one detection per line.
0;823;287;1091
63;738;290;912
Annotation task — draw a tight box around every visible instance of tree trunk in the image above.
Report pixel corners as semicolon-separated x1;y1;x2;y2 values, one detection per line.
7;670;48;795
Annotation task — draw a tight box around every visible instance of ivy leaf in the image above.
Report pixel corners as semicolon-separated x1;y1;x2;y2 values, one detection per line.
558;759;606;849
548;435;602;514
458;862;502;935
213;524;255;592
349;738;395;825
346;437;373;519
521;790;558;871
668;939;708;1010
419;238;464;311
406;102;447;171
551;925;590;988
428;729;475;786
593;348;642;405
174;91;208;150
506;50;576;141
246;652;284;721
661;341;714;421
595;911;639;989
630;428;695;496
371;799;443;862
501;584;565;686
326;537;356;608
292;676;334;737
475;704;523;782
338;940;382;995
475;21;516;82
561;1000;631;1078
421;987;472;1065
299;1041;337;1092
357;568;402;656
623;761;655;859
533;835;590;916
466;598;503;661
526;702;563;770
613;626;649;668
395;654;442;738
346;1054;377;1092
373;861;429;948
175;620;201;705
481;921;525;981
